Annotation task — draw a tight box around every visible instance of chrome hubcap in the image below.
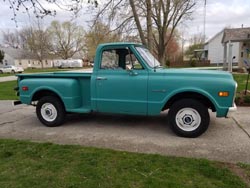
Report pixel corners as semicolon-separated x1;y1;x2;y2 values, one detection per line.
41;103;57;122
176;108;201;132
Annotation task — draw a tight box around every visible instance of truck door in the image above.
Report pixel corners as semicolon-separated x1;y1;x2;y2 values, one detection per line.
95;47;148;115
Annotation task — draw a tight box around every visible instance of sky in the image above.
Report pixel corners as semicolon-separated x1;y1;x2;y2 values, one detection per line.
186;0;250;40
0;0;250;43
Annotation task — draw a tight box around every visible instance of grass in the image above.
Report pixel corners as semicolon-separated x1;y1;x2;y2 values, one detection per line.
238;163;250;182
0;139;248;188
0;73;13;77
0;81;18;100
233;74;250;92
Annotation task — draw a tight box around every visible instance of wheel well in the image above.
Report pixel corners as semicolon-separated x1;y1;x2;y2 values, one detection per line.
32;90;63;105
162;92;216;112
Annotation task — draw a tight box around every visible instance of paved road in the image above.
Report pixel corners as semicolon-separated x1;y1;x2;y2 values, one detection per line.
0;100;249;163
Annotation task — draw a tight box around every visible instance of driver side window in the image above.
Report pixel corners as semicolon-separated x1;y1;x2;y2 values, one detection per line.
125;53;143;70
101;50;119;69
100;48;143;70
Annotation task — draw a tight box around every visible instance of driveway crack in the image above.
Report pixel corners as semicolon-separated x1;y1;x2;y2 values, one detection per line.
0;121;15;126
232;117;250;139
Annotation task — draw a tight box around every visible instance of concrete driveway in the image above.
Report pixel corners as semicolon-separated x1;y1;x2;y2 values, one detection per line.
0;100;249;163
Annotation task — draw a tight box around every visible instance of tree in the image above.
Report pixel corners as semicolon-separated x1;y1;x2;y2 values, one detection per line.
2;30;20;48
95;0;197;64
4;0;98;25
0;50;4;64
25;21;51;68
85;20;121;60
47;21;85;59
185;33;204;60
165;32;181;65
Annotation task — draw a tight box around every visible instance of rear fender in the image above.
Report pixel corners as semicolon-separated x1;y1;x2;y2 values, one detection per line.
19;78;82;110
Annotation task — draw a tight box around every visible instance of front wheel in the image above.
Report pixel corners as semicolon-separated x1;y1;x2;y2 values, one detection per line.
168;99;210;138
36;96;66;127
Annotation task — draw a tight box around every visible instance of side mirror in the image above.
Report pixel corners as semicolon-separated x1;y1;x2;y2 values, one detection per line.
126;65;132;70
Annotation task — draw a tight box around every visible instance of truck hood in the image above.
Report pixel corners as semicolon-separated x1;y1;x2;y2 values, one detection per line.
155;68;233;79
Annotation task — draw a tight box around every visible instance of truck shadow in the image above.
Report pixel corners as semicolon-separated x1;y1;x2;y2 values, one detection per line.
64;111;173;135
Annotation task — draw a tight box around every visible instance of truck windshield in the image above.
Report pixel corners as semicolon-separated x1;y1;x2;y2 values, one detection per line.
135;47;161;68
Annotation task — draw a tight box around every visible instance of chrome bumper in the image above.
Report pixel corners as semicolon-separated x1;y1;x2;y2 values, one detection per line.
226;103;237;118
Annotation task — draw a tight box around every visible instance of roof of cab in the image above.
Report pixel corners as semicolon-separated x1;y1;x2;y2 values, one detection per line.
97;42;143;48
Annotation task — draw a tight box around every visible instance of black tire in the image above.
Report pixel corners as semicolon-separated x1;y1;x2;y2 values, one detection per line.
168;99;210;138
11;70;15;74
36;96;66;127
0;70;3;74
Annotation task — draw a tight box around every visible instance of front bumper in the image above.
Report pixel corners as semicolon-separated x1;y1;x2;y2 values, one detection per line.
226;103;237;118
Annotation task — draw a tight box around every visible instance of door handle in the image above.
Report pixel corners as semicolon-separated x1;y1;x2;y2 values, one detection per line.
129;72;138;76
96;77;107;80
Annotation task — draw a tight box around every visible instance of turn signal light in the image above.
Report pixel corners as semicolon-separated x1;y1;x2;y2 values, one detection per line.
218;91;229;97
22;86;29;91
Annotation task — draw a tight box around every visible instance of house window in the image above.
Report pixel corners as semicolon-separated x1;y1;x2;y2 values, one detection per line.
241;52;244;58
45;60;48;65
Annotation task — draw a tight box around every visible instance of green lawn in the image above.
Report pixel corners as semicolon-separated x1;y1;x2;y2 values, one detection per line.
0;73;12;77
0;139;248;188
233;74;250;92
0;81;18;100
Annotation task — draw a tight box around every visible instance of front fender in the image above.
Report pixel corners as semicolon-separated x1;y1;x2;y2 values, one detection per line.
161;87;219;111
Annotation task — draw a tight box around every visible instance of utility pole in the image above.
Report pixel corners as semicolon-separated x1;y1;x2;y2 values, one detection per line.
203;0;207;43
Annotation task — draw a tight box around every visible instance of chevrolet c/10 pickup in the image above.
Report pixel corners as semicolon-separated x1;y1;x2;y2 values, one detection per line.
14;42;237;137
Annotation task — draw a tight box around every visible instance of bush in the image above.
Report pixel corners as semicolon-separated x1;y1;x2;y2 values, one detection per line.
189;58;196;67
165;59;170;67
243;95;250;103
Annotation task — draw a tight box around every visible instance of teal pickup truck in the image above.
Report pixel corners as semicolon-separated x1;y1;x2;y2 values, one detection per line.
14;42;237;137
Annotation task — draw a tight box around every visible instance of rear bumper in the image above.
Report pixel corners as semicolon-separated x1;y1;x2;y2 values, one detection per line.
226;103;237;118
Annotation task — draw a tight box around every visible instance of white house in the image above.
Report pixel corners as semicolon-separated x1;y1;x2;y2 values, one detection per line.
204;29;240;66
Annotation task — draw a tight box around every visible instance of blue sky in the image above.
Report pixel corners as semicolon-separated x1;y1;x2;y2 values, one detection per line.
0;0;250;42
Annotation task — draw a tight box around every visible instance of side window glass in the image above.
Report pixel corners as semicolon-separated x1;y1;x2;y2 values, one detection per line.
125;53;143;70
101;50;119;69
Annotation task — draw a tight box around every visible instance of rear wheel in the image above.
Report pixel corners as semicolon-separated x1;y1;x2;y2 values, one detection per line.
11;70;15;74
168;99;210;138
36;96;66;127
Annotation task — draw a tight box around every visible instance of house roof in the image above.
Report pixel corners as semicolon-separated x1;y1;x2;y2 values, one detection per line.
205;29;224;44
222;27;250;43
0;47;85;60
0;47;35;59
